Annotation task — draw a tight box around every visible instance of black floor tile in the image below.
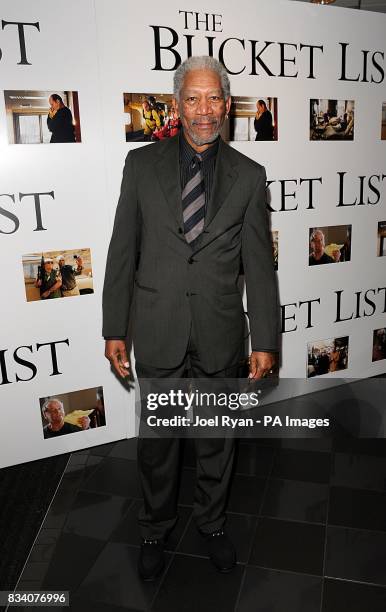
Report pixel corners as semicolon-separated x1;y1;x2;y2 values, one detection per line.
18;561;51;585
272;449;331;484
12;582;44;601
65;597;140;612
332;438;386;457
83;457;142;498
64;451;90;473
42;469;91;530
240;438;282;449
17;531;61;589
227;474;267;514
0;452;69;591
331;453;386;491
279;438;332;452
27;528;61;562
249;517;325;575
325;526;386;585
75;542;169;610
111;500;192;551
179;465;262;511
329;486;386;531
109;438;138;461
151;554;244;612
176;512;257;563
322;577;386;612
63;454;105;483
234;442;275;477
236;566;322;612
63;490;132;540
41;533;105;591
261;479;328;523
88;442;118;456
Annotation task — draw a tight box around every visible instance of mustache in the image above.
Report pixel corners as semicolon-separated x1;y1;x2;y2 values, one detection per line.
191;118;218;125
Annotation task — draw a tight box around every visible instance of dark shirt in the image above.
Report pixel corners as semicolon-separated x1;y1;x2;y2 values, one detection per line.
39;268;62;299
179;129;219;208
43;422;82;438
309;252;334;266
47;106;76;143
254;110;274;141
60;265;77;291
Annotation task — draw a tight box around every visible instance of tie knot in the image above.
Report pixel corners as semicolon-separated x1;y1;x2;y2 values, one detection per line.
191;154;202;169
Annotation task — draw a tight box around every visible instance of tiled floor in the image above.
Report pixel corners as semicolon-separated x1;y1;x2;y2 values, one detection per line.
15;436;386;612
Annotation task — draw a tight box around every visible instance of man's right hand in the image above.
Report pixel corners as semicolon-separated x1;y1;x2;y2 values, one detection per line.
105;340;130;378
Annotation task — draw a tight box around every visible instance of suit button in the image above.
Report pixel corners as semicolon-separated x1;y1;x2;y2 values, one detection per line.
188;257;194;264
178;227;183;234
186;291;190;297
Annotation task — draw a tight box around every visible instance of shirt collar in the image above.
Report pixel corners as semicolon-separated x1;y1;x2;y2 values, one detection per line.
179;128;219;165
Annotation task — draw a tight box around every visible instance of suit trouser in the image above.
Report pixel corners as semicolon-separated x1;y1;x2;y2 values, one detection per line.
135;325;243;540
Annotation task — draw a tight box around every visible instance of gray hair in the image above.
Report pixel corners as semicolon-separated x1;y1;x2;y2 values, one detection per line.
173;56;231;102
41;397;64;415
310;229;325;242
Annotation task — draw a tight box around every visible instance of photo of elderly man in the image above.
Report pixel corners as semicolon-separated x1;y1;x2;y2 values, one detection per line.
41;398;90;439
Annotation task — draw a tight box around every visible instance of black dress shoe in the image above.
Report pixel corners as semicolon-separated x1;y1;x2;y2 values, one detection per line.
138;539;165;581
204;529;236;573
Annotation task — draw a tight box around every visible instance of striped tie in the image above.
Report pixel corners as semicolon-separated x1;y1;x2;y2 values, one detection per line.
182;154;205;244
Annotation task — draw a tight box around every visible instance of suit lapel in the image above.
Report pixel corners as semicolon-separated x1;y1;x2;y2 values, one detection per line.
204;138;239;230
154;134;183;228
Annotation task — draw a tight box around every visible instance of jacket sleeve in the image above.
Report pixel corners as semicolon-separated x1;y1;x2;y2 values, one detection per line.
102;151;138;337
241;166;280;353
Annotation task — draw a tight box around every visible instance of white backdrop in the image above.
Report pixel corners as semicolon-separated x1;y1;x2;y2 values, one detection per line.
0;0;385;467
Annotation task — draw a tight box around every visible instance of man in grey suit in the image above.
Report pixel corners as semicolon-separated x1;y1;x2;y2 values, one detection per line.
103;55;279;580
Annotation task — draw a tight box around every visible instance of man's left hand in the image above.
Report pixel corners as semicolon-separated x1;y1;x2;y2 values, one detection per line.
248;351;275;380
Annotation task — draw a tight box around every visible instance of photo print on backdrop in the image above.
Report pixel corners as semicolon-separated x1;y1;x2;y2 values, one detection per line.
373;328;386;362
22;248;93;302
310;99;354;141
124;92;181;142
307;336;349;378
227;96;278;141
40;386;106;439
377;221;386;256
4;90;81;144
309;225;352;266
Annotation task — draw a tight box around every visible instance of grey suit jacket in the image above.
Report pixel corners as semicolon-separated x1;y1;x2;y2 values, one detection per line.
102;132;279;372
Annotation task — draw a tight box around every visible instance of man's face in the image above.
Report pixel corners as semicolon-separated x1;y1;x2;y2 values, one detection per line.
49;97;60;111
44;401;65;425
311;232;325;256
174;68;231;147
44;262;53;272
58;258;64;268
